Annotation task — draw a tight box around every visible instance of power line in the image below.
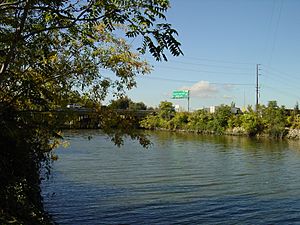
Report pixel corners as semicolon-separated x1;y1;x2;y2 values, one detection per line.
267;0;284;66
164;59;253;71
145;56;255;66
263;73;300;90
262;65;299;82
263;85;299;99
138;76;254;86
261;0;276;63
262;66;300;90
154;65;253;76
181;56;255;65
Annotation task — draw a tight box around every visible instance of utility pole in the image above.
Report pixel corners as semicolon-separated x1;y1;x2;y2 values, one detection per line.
256;64;261;111
187;90;190;112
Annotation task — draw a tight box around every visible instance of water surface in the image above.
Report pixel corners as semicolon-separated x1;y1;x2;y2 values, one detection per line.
42;130;300;224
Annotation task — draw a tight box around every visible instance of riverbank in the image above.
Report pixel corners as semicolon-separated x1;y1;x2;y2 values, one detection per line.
149;127;300;140
227;127;300;140
140;102;300;140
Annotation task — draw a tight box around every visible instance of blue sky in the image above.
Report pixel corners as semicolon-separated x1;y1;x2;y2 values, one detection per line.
126;0;300;110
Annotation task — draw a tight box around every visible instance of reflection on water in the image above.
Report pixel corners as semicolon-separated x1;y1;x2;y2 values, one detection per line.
42;130;300;224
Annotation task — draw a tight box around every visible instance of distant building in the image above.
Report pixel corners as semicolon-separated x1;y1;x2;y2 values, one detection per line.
202;105;242;114
231;107;242;115
174;104;185;112
209;106;219;113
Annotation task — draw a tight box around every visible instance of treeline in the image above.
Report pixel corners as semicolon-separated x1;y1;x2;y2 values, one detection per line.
140;101;300;139
108;96;150;110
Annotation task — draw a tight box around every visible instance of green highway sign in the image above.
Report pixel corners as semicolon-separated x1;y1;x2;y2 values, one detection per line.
172;90;189;99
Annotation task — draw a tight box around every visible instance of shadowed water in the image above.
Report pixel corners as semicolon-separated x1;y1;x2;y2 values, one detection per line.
42;130;300;224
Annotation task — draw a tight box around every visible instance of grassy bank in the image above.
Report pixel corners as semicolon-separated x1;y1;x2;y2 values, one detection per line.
140;101;300;140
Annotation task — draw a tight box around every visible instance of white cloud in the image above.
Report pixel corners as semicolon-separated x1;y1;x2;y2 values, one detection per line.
223;95;233;99
181;81;218;98
223;84;235;91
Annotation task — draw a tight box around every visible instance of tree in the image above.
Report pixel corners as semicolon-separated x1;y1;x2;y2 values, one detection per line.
140;101;175;130
169;111;189;130
129;101;147;111
108;97;147;110
210;104;232;133
240;108;264;136
262;101;287;138
140;114;161;130
109;96;132;110
1;0;183;109
187;109;212;132
288;102;300;128
0;1;183;223
158;101;175;120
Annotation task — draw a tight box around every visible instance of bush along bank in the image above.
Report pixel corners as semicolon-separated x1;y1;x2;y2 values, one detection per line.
0;106;56;225
140;101;300;139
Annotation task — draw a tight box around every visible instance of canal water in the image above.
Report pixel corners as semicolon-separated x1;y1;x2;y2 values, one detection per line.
42;130;300;224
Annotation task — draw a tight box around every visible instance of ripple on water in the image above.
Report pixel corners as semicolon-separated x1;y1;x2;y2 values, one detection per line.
42;131;300;224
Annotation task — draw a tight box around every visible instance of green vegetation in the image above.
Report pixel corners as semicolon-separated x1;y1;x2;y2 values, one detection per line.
141;101;299;138
108;96;147;111
0;0;182;224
